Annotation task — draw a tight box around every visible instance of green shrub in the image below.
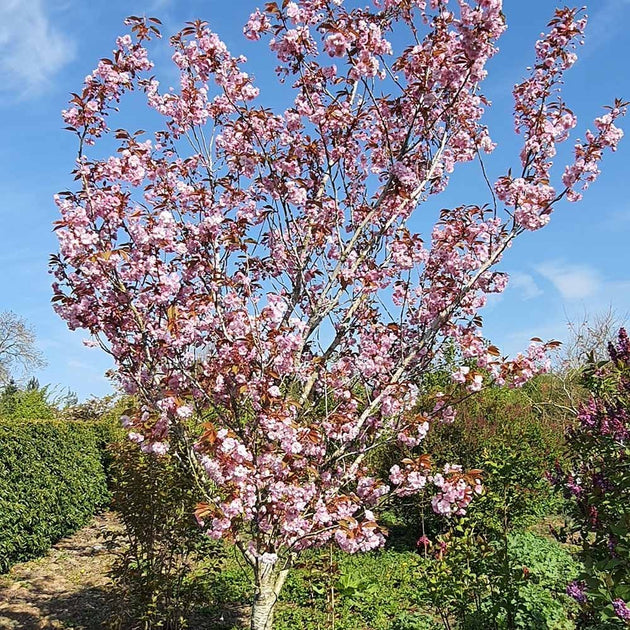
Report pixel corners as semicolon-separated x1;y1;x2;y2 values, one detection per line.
554;329;630;627
0;380;58;420
0;418;111;571
418;530;580;630
434;381;566;520
383;380;568;539
108;439;225;629
504;532;579;630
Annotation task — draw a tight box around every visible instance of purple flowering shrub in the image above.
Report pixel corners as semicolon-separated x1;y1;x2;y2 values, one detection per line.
557;329;630;627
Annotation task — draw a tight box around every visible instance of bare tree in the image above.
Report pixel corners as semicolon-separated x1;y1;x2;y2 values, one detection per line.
562;307;627;371
529;308;630;420
0;311;46;385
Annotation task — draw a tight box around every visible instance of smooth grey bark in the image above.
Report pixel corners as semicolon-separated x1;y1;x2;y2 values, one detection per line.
250;563;288;630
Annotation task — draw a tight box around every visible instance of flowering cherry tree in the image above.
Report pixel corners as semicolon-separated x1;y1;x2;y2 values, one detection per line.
51;2;624;628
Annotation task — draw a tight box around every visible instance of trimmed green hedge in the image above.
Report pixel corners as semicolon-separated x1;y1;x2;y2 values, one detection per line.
0;418;113;572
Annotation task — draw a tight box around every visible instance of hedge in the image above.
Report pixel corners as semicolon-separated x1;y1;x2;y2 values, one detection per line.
0;418;113;572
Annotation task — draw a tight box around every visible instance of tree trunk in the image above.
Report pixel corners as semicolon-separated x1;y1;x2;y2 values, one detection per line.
250;563;288;630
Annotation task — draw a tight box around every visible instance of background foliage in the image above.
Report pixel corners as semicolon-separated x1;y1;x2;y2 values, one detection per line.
0;417;112;571
107;438;225;629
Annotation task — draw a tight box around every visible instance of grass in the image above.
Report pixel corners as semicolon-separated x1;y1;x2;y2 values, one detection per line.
0;511;580;630
201;536;443;630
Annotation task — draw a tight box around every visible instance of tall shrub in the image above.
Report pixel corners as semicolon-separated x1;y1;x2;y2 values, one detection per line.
0;419;110;571
108;439;224;629
556;329;630;627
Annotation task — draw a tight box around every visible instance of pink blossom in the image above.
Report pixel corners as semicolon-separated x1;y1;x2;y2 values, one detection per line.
51;7;624;619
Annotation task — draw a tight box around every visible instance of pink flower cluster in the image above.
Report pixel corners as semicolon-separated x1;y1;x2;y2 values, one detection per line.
562;109;626;202
504;8;626;228
431;464;483;516
52;2;624;570
390;459;482;517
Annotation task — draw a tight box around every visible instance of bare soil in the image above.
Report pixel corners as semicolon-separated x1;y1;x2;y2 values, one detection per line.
0;513;249;630
0;512;122;630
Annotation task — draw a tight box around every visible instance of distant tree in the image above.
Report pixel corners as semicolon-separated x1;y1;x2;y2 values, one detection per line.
0;380;19;417
0;380;56;420
0;312;46;385
59;394;121;423
562;308;628;372
1;380;18;397
533;309;630;422
51;388;79;410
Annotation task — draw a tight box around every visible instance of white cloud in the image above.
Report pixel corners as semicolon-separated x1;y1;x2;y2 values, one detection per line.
0;0;75;98
582;0;630;58
508;271;543;300
535;261;601;300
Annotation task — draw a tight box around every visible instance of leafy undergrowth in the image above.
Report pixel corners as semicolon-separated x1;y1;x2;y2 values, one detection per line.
205;528;580;630
204;543;438;630
0;512;581;630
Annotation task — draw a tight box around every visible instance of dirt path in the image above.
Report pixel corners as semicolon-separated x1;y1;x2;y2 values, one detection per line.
0;512;121;630
0;513;249;630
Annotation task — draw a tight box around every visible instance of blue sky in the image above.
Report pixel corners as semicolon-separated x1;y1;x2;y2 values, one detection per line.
0;0;628;400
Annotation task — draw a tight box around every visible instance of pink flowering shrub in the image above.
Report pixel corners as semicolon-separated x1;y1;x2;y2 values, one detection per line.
555;329;630;627
51;3;624;628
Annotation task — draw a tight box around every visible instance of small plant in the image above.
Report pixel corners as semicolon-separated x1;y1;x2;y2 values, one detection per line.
335;565;379;609
391;612;442;630
108;439;224;629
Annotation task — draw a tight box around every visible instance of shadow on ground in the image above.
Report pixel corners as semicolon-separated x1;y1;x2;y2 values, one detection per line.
0;513;119;630
0;512;250;629
0;585;115;630
0;585;246;630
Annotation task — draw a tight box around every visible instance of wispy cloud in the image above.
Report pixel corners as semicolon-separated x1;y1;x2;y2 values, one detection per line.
535;261;601;300
67;358;95;371
508;272;543;300
582;0;630;58
0;0;75;99
604;207;630;229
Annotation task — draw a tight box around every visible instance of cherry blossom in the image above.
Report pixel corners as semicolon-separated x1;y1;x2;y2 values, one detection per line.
51;4;624;628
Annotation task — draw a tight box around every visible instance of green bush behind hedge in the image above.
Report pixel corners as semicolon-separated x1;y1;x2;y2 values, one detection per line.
0;418;114;572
